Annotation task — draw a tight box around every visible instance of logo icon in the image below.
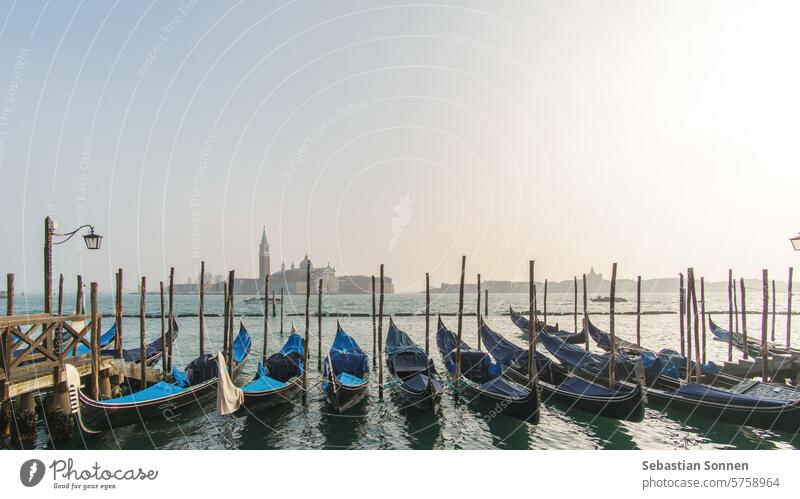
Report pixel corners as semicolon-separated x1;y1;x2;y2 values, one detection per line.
19;459;45;487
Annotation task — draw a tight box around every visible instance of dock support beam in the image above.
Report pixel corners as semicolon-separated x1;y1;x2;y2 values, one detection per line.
13;393;37;444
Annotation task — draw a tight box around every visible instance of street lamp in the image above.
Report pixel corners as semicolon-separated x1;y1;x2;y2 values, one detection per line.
791;234;800;252
44;216;102;314
54;224;103;250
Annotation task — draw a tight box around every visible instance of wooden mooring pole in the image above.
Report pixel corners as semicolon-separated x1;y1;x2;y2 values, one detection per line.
371;275;376;367
91;282;100;399
317;278;323;371
476;273;482;349
690;269;701;382
168;267;175;372
139;278;147;389
115;269;123;359
543;279;548;326
573;276;578;337
727;269;734;362
582;273;589;351
227;270;235;375
740;278;748;360
455;257;465;402
701;276;707;365
199;261;205;356
160;282;167;375
761;270;769;383
636;275;641;347
268;273;275;364
378;265;385;400
608;264;617;389
46;273;73;440
685;269;693;383
303;263;310;392
733;280;739;334
223;283;229;369
272;290;276;318
484;289;488;317
679;273;685;356
788;267;794;347
280;288;284;335
425;273;430;355
0;275;11;441
771;279;776;342
528;261;536;385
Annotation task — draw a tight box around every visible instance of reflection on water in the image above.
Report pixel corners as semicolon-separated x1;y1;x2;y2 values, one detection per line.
8;292;800;450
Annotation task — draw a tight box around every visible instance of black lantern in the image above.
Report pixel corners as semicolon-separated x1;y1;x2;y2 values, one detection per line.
791;234;800;252
83;227;103;250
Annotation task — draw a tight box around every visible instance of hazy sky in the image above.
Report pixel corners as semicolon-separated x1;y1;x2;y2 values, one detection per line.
1;0;799;292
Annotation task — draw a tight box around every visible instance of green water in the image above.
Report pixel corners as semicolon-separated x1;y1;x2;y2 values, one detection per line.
4;291;799;450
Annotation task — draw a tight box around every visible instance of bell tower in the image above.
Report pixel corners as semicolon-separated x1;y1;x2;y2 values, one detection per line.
259;226;270;286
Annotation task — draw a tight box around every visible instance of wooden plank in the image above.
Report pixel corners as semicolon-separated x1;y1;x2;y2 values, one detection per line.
6;358;116;399
0;314;84;328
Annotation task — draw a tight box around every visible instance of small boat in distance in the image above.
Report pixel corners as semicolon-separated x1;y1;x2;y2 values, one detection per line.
322;322;370;413
244;296;282;304
590;295;627;303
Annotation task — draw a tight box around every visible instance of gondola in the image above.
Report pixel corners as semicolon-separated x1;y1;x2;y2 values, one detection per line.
101;317;179;367
240;332;305;410
70;322;252;432
584;316;721;378
436;317;538;420
535;326;800;433
709;317;799;357
509;307;586;344
385;318;444;415
479;321;644;421
322;322;370;413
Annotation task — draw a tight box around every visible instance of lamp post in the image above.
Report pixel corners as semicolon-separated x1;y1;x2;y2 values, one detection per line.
44;216;103;314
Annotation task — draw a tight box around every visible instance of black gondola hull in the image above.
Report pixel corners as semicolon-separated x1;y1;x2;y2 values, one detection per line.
78;360;247;431
390;375;443;416
241;378;304;411
453;376;540;421
503;367;644;421
324;377;369;413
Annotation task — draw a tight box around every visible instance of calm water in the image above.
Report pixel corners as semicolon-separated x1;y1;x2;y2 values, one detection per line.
4;289;800;450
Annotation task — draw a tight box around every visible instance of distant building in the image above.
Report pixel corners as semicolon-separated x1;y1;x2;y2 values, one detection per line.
200;226;396;295
336;275;394;294
269;256;337;294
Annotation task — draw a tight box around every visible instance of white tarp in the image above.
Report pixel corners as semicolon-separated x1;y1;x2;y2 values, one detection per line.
215;352;243;415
